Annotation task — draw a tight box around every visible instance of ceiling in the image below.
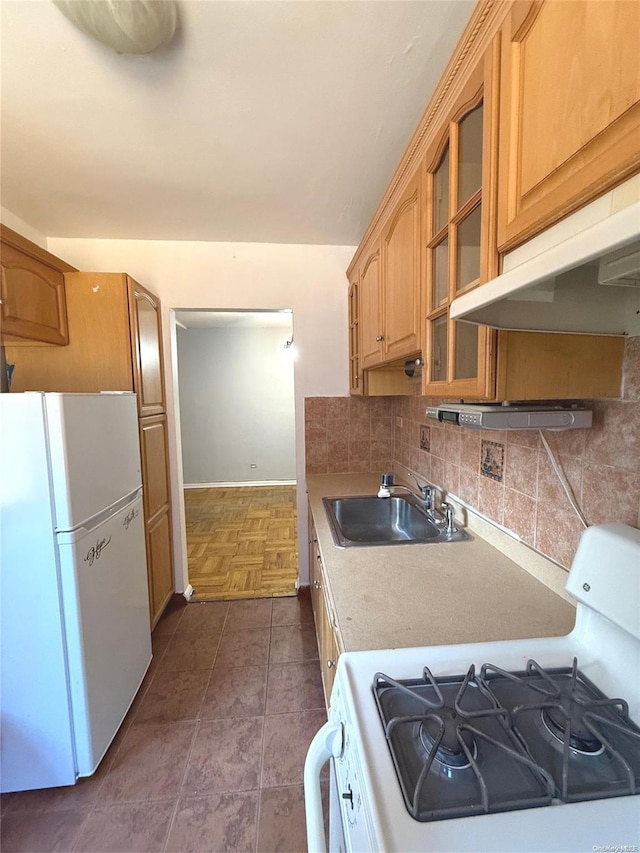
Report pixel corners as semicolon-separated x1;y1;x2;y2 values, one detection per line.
0;0;475;245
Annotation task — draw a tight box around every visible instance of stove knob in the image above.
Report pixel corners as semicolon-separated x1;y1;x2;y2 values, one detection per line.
342;785;354;809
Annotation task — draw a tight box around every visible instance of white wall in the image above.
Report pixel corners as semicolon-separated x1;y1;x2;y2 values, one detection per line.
1;207;48;249
177;324;296;484
47;237;354;590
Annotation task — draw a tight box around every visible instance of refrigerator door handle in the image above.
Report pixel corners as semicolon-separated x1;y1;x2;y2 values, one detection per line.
56;487;143;539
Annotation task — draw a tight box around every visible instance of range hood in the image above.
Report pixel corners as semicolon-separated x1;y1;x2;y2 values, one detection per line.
450;183;640;336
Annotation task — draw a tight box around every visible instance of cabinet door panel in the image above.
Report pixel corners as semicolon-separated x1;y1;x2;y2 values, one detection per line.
128;278;165;416
382;172;421;360
146;509;174;629
1;245;68;345
498;0;640;251
320;591;338;702
139;415;170;520
0;226;74;346
423;42;497;400
139;413;173;628
359;245;383;368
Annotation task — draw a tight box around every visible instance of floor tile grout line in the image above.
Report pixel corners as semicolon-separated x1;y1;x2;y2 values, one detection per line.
162;718;202;853
160;796;181;853
256;623;272;802
257;659;269;837
69;805;96;853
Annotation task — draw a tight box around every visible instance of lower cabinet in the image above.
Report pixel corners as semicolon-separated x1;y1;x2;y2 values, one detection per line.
145;510;174;628
309;512;339;704
139;414;174;627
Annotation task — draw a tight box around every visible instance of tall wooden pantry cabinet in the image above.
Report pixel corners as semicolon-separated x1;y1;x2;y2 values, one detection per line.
5;272;175;628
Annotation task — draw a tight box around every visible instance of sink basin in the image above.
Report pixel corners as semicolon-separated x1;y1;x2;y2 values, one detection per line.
322;494;470;547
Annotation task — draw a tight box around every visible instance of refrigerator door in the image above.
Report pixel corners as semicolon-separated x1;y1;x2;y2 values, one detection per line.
56;490;151;776
0;394;77;792
44;393;142;532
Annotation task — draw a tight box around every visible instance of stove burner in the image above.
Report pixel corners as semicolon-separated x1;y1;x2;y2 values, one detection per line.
373;658;640;823
418;709;477;769
541;707;604;755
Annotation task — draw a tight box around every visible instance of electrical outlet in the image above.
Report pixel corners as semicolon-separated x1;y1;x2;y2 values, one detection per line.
395;417;403;428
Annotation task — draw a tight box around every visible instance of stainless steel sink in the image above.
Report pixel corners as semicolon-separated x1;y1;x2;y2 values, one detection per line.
322;494;471;548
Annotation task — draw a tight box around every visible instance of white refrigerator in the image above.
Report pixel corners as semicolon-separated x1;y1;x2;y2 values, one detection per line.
0;392;152;793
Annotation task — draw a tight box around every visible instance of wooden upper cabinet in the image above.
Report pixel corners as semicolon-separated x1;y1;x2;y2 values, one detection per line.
497;0;640;252
128;278;165;417
359;241;384;369
0;226;74;345
423;41;499;399
347;277;362;395
6;273;166;410
381;170;421;361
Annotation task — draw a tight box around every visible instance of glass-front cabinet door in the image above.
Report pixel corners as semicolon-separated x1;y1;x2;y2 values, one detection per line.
423;44;498;399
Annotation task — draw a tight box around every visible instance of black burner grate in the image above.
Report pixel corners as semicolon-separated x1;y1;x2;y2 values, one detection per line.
373;658;640;823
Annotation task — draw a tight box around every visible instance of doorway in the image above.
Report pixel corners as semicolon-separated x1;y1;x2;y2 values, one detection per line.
175;309;297;601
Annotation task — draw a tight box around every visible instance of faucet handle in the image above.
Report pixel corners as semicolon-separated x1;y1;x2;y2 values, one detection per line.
381;472;395;488
418;483;434;510
440;502;455;533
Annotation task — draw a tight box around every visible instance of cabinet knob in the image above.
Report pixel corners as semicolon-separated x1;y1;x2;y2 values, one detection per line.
313;580;321;589
376;335;385;342
327;659;336;669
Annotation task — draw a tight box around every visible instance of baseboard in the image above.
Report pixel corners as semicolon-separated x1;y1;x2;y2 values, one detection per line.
182;584;194;601
184;480;296;489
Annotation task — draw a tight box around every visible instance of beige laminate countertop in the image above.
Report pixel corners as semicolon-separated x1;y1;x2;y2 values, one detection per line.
307;473;576;653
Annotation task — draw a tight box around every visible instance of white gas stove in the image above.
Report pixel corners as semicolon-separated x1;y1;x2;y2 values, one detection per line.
304;523;640;852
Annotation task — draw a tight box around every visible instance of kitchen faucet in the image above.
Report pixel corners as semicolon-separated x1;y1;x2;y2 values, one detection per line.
377;472;437;519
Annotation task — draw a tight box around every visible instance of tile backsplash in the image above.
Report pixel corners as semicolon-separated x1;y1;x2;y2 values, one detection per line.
304;396;394;476
305;337;640;570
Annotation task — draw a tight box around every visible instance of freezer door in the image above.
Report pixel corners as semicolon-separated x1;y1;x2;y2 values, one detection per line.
57;492;151;776
44;393;142;532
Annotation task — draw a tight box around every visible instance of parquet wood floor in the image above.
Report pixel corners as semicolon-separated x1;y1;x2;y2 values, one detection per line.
184;485;299;601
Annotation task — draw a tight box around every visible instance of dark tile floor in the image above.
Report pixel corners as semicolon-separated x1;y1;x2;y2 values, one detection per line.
1;591;326;852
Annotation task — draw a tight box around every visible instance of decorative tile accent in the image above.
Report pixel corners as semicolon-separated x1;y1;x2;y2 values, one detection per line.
419;424;430;452
480;439;504;482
